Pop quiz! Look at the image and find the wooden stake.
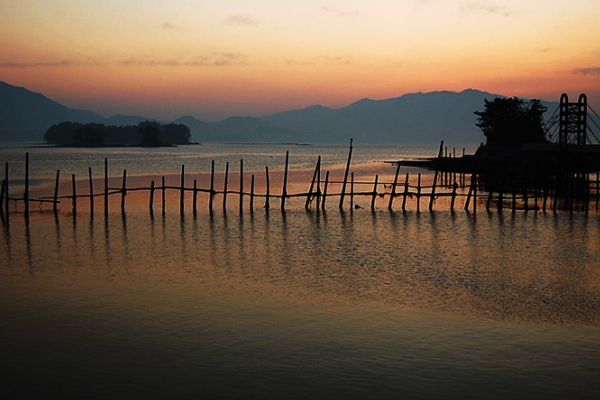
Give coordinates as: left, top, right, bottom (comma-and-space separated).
223, 162, 229, 210
4, 162, 9, 217
265, 166, 270, 210
104, 158, 108, 216
150, 180, 155, 214
250, 174, 255, 211
388, 162, 401, 210
193, 179, 198, 214
464, 174, 473, 211
450, 182, 457, 211
416, 173, 422, 212
371, 174, 379, 211
473, 174, 478, 213
305, 156, 320, 210
0, 179, 5, 218
239, 159, 244, 212
54, 170, 60, 214
322, 171, 329, 211
121, 170, 127, 213
162, 176, 166, 214
339, 139, 353, 210
88, 167, 94, 215
180, 165, 185, 214
72, 174, 77, 214
281, 151, 289, 211
402, 173, 410, 212
209, 160, 215, 212
316, 158, 322, 210
350, 172, 355, 210
429, 141, 443, 211
24, 152, 29, 215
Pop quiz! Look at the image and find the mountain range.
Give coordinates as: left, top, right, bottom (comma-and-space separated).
0, 80, 558, 144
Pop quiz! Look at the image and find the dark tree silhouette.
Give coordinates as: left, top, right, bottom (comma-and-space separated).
475, 97, 548, 146
139, 123, 163, 147
44, 121, 192, 146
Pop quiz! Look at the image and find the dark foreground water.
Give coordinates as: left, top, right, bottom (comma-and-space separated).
1, 209, 600, 399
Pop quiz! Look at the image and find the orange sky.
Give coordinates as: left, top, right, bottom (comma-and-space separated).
1, 0, 599, 121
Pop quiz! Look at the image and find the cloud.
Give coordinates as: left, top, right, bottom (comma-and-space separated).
0, 59, 99, 68
461, 1, 513, 17
573, 67, 600, 76
285, 54, 353, 66
161, 21, 179, 30
223, 14, 259, 27
120, 54, 249, 68
322, 6, 359, 17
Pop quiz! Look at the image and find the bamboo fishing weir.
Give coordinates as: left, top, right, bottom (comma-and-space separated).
1, 139, 600, 223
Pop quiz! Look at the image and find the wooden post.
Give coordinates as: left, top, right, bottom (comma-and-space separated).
4, 162, 8, 218
193, 179, 198, 214
473, 174, 478, 213
429, 141, 444, 211
72, 174, 77, 214
88, 167, 94, 215
180, 165, 185, 214
53, 170, 60, 214
322, 171, 330, 211
0, 179, 5, 219
121, 170, 127, 213
239, 159, 244, 212
416, 173, 422, 212
281, 151, 289, 211
250, 174, 255, 211
24, 152, 29, 215
486, 187, 493, 212
596, 171, 600, 211
209, 160, 215, 212
223, 162, 229, 210
350, 172, 355, 210
339, 139, 353, 210
402, 173, 410, 212
265, 166, 270, 210
465, 174, 474, 211
161, 176, 166, 214
450, 182, 457, 211
305, 157, 320, 210
371, 175, 379, 211
104, 158, 109, 216
388, 162, 401, 210
316, 158, 322, 210
150, 180, 155, 214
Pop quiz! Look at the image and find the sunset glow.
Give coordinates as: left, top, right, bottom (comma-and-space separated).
1, 0, 599, 121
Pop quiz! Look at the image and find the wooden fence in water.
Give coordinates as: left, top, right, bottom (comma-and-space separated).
1, 141, 599, 222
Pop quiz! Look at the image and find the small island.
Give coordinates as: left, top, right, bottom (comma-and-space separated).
44, 121, 196, 147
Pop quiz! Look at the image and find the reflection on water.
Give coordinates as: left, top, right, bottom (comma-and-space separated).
1, 210, 600, 399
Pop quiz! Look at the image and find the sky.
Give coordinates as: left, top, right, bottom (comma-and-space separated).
1, 0, 599, 122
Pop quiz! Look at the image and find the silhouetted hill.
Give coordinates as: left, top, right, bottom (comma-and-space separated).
262, 89, 557, 144
174, 115, 307, 143
105, 114, 157, 126
0, 80, 559, 144
0, 81, 104, 141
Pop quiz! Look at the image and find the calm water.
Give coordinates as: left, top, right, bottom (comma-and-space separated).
1, 144, 600, 399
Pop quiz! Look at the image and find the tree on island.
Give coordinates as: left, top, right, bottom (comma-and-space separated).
474, 97, 548, 146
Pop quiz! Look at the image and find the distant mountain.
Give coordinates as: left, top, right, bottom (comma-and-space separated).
261, 89, 558, 144
104, 114, 157, 126
0, 80, 559, 144
0, 81, 104, 141
0, 80, 306, 143
173, 115, 308, 143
